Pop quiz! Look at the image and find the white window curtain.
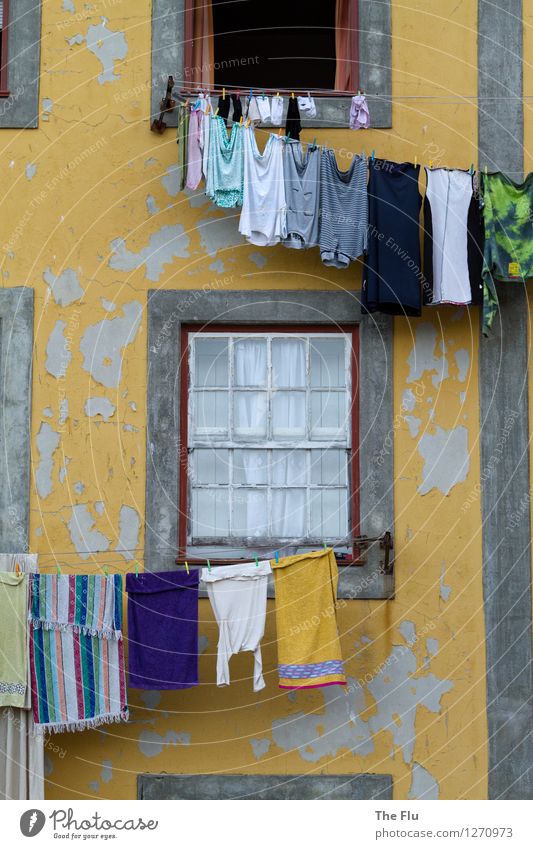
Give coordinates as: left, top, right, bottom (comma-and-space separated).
0, 554, 44, 801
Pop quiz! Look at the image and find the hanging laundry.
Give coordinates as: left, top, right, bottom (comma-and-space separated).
283, 142, 321, 250
246, 95, 262, 125
176, 103, 190, 193
206, 116, 244, 208
29, 575, 128, 732
480, 172, 533, 334
362, 160, 422, 316
285, 96, 302, 141
126, 570, 199, 690
239, 127, 287, 246
350, 94, 370, 130
319, 149, 368, 268
0, 573, 28, 709
185, 105, 204, 191
257, 94, 271, 123
230, 92, 243, 123
423, 168, 484, 306
201, 109, 211, 181
201, 561, 271, 692
297, 94, 317, 119
271, 548, 346, 689
217, 93, 231, 126
270, 95, 284, 126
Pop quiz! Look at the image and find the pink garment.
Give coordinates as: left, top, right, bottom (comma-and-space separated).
335, 0, 359, 92
350, 94, 370, 130
186, 107, 203, 190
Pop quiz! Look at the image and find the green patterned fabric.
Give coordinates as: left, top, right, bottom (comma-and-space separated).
176, 104, 189, 193
481, 172, 533, 334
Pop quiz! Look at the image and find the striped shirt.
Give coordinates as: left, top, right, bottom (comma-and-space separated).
319, 150, 368, 268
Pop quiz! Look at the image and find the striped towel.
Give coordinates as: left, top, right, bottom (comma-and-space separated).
29, 575, 128, 733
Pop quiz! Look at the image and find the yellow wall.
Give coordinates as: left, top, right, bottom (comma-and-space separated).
0, 1, 489, 799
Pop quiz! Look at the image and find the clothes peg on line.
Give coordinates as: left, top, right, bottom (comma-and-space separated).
277, 127, 282, 137
57, 564, 61, 576
291, 91, 295, 99
135, 561, 139, 577
371, 149, 375, 162
222, 87, 226, 100
239, 116, 243, 125
254, 554, 259, 567
104, 565, 109, 577
275, 550, 279, 564
185, 560, 189, 575
15, 562, 20, 576
207, 559, 212, 573
276, 91, 280, 99
214, 107, 219, 117
429, 160, 433, 170
469, 163, 474, 175
414, 155, 417, 168
312, 137, 317, 149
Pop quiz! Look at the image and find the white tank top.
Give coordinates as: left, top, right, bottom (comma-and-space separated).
425, 168, 473, 304
239, 128, 287, 246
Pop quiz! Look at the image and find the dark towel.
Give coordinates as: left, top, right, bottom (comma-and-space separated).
126, 570, 199, 690
285, 97, 301, 141
231, 93, 243, 123
218, 94, 231, 126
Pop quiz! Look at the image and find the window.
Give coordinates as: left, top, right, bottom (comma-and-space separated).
180, 326, 359, 559
0, 0, 8, 95
150, 1, 392, 129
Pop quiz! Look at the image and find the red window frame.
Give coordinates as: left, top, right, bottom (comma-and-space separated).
182, 0, 359, 96
0, 0, 9, 97
178, 323, 360, 560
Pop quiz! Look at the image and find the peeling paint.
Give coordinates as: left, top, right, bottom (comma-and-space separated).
184, 187, 211, 208
100, 760, 113, 784
80, 18, 128, 85
59, 399, 69, 426
455, 348, 470, 382
146, 194, 160, 216
399, 620, 417, 646
74, 482, 85, 495
43, 407, 53, 418
161, 164, 180, 197
197, 215, 245, 256
25, 163, 37, 181
249, 252, 267, 268
62, 0, 75, 12
109, 226, 189, 281
84, 397, 116, 421
408, 762, 440, 799
115, 505, 140, 561
440, 560, 452, 602
426, 638, 439, 656
80, 301, 142, 388
43, 266, 83, 307
198, 635, 209, 654
418, 426, 470, 496
67, 505, 110, 559
209, 259, 225, 274
58, 458, 70, 485
46, 320, 71, 378
138, 730, 191, 758
405, 415, 421, 438
250, 738, 271, 758
94, 501, 105, 516
140, 691, 161, 709
101, 298, 116, 312
36, 423, 61, 498
42, 97, 54, 118
407, 323, 448, 387
402, 388, 416, 412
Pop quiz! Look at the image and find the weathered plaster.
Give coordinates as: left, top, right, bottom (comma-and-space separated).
250, 738, 271, 759
43, 267, 84, 307
146, 195, 160, 216
454, 348, 469, 382
46, 320, 71, 378
80, 301, 142, 388
196, 216, 245, 256
109, 226, 190, 281
67, 505, 110, 559
138, 730, 191, 758
417, 426, 470, 496
407, 323, 448, 387
408, 763, 439, 800
115, 505, 140, 561
25, 163, 37, 181
35, 423, 61, 499
84, 397, 116, 421
71, 18, 128, 85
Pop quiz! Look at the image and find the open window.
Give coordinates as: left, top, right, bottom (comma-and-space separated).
179, 326, 359, 561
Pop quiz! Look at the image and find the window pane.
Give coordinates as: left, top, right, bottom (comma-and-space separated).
272, 392, 306, 439
271, 449, 307, 485
232, 489, 268, 537
310, 338, 346, 388
193, 448, 229, 484
234, 338, 267, 387
272, 338, 306, 387
272, 489, 306, 537
194, 338, 228, 387
193, 391, 228, 436
192, 489, 229, 538
234, 449, 268, 484
310, 490, 348, 539
233, 392, 267, 438
310, 449, 347, 485
310, 391, 346, 439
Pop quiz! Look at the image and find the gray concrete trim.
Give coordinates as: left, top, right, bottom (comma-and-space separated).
151, 0, 392, 129
138, 772, 393, 800
146, 290, 394, 600
0, 288, 33, 551
0, 0, 42, 129
478, 1, 533, 799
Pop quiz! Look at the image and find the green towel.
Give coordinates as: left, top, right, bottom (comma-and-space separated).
0, 572, 28, 708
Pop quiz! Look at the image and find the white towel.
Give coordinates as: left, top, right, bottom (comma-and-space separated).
202, 561, 271, 692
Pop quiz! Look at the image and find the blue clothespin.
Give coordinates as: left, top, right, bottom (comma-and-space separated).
286, 132, 291, 141
207, 559, 212, 573
312, 138, 317, 150
135, 561, 139, 577
371, 149, 375, 162
275, 550, 279, 565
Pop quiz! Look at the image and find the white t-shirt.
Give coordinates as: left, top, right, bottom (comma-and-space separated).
239, 128, 287, 246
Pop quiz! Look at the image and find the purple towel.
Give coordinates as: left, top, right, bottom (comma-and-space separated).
126, 570, 199, 690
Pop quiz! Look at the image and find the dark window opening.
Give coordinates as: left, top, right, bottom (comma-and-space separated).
0, 0, 9, 96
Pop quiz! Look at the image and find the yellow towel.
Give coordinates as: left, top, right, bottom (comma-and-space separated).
271, 548, 346, 689
0, 572, 28, 708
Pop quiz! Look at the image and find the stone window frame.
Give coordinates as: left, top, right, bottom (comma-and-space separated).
145, 290, 394, 600
151, 0, 392, 129
0, 0, 42, 128
0, 288, 33, 551
138, 772, 393, 800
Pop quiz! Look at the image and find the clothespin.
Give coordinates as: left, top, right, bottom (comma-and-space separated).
371, 150, 375, 162
312, 137, 317, 149
205, 102, 211, 115
286, 131, 291, 141
254, 554, 259, 567
214, 107, 219, 117
469, 163, 474, 175
185, 560, 189, 575
239, 116, 243, 125
222, 87, 226, 100
291, 91, 295, 99
207, 559, 212, 573
15, 562, 20, 576
414, 155, 417, 168
275, 550, 279, 565
484, 165, 488, 176
276, 91, 280, 99
358, 89, 361, 96
429, 160, 433, 170
57, 564, 61, 576
277, 127, 282, 137
245, 118, 251, 128
135, 561, 139, 577
104, 565, 109, 577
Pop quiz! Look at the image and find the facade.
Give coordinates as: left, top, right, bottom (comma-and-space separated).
0, 0, 531, 800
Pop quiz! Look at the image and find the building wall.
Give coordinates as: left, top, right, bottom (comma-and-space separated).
0, 1, 495, 799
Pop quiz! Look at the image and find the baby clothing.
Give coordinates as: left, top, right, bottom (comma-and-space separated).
283, 142, 321, 249
246, 96, 262, 125
350, 95, 370, 130
257, 94, 271, 123
297, 94, 316, 119
239, 128, 287, 245
270, 95, 284, 126
202, 561, 272, 692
